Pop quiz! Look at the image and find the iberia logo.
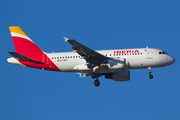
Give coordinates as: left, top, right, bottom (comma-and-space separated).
114, 50, 139, 54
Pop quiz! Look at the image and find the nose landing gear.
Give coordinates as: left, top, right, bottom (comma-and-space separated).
148, 67, 153, 79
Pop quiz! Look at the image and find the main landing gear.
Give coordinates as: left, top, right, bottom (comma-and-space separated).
148, 67, 153, 79
91, 72, 100, 87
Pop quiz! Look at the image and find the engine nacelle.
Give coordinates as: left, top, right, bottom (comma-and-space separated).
105, 70, 130, 81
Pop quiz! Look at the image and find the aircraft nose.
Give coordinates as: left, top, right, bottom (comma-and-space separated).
168, 55, 176, 65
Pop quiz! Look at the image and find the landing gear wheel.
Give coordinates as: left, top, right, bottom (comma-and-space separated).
149, 74, 153, 79
94, 79, 100, 87
148, 67, 153, 79
91, 72, 97, 79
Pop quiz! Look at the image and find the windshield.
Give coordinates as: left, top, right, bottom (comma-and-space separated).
159, 51, 168, 54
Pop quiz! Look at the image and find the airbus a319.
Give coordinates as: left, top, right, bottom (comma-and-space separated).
7, 26, 175, 86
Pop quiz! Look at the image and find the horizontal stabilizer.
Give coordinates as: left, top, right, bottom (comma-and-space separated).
8, 51, 45, 64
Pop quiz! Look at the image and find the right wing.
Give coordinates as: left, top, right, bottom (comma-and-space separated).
64, 37, 109, 64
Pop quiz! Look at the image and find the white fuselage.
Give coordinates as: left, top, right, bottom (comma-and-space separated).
45, 48, 175, 73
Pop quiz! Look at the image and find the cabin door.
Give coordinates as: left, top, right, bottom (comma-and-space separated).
147, 48, 153, 59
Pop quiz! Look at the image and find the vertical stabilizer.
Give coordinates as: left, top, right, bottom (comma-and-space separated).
9, 26, 42, 56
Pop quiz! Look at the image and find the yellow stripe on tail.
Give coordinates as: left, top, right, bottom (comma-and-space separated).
9, 26, 28, 37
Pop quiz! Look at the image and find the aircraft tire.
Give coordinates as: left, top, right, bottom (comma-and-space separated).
94, 79, 100, 87
149, 75, 153, 79
91, 72, 97, 79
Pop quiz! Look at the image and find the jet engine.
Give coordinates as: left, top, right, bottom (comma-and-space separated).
105, 70, 130, 81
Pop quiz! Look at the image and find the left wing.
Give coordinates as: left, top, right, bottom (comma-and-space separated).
64, 37, 109, 64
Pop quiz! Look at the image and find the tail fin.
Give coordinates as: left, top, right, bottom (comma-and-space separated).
9, 26, 42, 56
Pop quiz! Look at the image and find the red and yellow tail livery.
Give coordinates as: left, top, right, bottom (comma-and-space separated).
8, 26, 60, 71
9, 26, 42, 56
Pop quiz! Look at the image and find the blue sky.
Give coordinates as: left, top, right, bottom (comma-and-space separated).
1, 0, 180, 120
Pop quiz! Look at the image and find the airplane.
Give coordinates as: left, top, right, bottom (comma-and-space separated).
7, 26, 176, 86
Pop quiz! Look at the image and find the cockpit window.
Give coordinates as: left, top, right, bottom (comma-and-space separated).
159, 51, 168, 54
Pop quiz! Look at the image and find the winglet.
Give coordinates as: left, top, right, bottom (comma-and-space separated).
64, 37, 69, 42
